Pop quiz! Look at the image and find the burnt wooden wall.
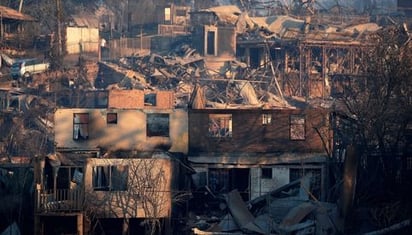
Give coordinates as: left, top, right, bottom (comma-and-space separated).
188, 108, 330, 154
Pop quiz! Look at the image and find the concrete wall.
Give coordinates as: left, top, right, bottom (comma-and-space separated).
250, 167, 289, 200
192, 165, 325, 200
54, 108, 188, 153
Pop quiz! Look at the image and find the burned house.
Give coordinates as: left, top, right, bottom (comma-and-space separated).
0, 5, 36, 48
186, 8, 377, 208
188, 96, 331, 201
123, 0, 190, 33
235, 14, 381, 99
101, 2, 191, 60
33, 89, 188, 234
190, 5, 238, 71
185, 76, 335, 234
189, 5, 381, 100
183, 4, 402, 234
157, 3, 191, 35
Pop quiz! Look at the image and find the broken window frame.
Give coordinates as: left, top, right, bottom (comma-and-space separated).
146, 113, 170, 137
73, 113, 89, 140
144, 93, 157, 106
107, 112, 118, 124
92, 165, 128, 191
261, 168, 273, 179
290, 114, 306, 140
208, 114, 232, 138
262, 113, 272, 125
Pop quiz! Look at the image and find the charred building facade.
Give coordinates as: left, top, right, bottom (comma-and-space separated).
33, 90, 188, 234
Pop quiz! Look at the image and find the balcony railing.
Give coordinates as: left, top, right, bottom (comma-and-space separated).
35, 188, 84, 213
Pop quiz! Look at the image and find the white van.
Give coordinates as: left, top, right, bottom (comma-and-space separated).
11, 58, 50, 79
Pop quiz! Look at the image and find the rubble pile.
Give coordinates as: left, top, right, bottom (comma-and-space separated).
102, 44, 290, 109
190, 174, 338, 235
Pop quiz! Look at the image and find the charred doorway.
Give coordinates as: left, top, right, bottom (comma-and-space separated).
208, 168, 250, 201
232, 168, 249, 201
41, 215, 78, 235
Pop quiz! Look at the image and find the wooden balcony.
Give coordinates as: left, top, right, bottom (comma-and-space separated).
35, 188, 84, 213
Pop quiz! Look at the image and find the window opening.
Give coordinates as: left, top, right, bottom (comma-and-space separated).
107, 113, 118, 124
147, 113, 170, 137
290, 115, 305, 140
261, 168, 273, 179
144, 93, 157, 106
92, 165, 128, 191
164, 7, 171, 22
262, 114, 272, 125
73, 113, 89, 140
208, 114, 232, 138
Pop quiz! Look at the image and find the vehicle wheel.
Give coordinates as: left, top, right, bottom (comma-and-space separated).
23, 72, 32, 83
23, 72, 31, 78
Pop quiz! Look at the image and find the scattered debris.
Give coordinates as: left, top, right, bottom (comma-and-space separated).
191, 174, 338, 235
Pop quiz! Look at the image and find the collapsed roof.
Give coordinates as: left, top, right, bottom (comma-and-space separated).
201, 5, 382, 43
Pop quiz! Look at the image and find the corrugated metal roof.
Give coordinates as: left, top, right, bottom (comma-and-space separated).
0, 5, 35, 21
71, 14, 99, 28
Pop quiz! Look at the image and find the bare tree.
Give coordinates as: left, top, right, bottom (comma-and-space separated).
334, 24, 412, 228
85, 157, 180, 235
130, 159, 168, 235
339, 25, 411, 164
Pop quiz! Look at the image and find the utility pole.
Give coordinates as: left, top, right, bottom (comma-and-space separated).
1, 12, 3, 41
55, 0, 63, 65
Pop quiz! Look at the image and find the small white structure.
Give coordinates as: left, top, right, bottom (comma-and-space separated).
66, 14, 100, 55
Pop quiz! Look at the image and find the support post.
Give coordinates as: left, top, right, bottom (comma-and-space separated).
77, 213, 84, 235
